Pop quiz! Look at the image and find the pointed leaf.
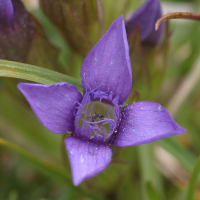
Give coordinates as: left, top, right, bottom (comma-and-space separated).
0, 59, 82, 91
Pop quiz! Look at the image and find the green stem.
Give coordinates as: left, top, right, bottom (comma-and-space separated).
186, 156, 200, 200
0, 59, 82, 91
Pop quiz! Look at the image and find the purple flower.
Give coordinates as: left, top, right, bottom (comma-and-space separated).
0, 0, 35, 62
18, 16, 185, 186
126, 0, 165, 45
0, 0, 14, 28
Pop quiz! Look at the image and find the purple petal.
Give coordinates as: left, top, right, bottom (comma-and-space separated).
126, 0, 165, 45
81, 16, 132, 105
113, 101, 186, 147
65, 137, 112, 186
0, 0, 14, 28
18, 82, 82, 133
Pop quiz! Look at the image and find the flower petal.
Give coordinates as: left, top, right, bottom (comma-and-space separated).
0, 0, 14, 28
65, 136, 112, 186
18, 82, 82, 133
113, 101, 186, 147
126, 0, 165, 45
81, 16, 132, 104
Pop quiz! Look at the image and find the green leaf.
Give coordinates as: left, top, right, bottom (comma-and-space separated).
186, 156, 200, 200
0, 59, 82, 91
146, 182, 164, 200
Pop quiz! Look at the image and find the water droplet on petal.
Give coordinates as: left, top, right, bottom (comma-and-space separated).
158, 105, 162, 111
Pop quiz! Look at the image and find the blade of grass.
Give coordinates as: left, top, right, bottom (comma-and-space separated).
0, 59, 82, 91
146, 181, 164, 200
186, 156, 200, 200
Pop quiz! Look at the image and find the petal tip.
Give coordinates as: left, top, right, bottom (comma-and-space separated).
178, 126, 186, 135
114, 101, 186, 147
65, 137, 112, 186
81, 15, 132, 104
18, 83, 82, 134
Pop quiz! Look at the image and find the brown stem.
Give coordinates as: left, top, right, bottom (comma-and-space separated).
155, 12, 200, 30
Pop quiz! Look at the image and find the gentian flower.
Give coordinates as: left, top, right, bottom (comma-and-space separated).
0, 0, 35, 61
18, 16, 185, 186
126, 0, 165, 45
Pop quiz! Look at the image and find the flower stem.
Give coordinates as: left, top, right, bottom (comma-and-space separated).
186, 156, 200, 200
155, 12, 200, 31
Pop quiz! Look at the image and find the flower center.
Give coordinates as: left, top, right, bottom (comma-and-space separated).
76, 100, 118, 143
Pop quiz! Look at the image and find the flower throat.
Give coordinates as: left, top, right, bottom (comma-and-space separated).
77, 101, 117, 142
